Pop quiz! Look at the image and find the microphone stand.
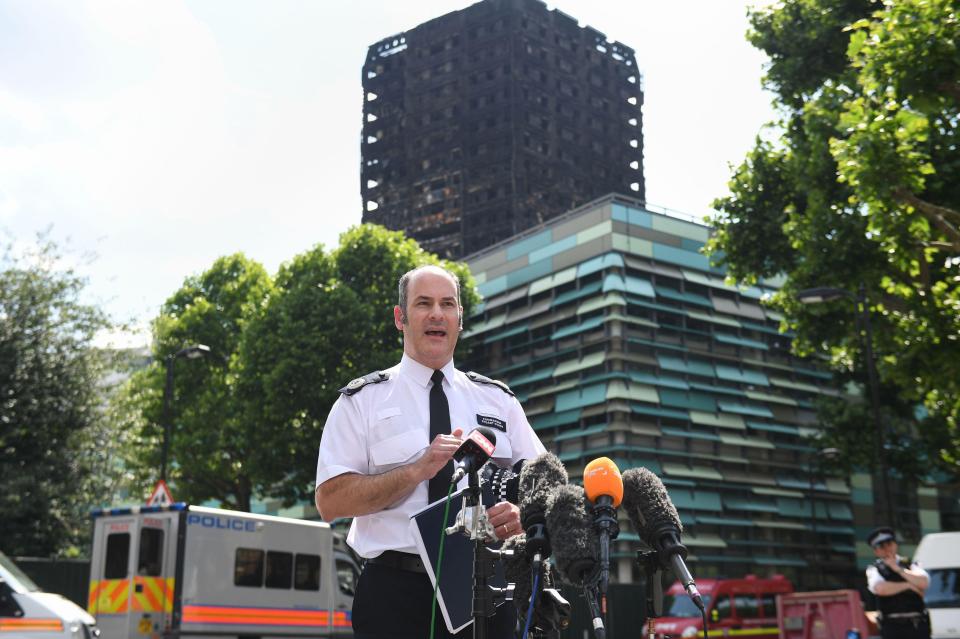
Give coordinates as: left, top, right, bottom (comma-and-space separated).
591, 497, 619, 614
525, 521, 549, 628
583, 583, 606, 639
648, 523, 703, 612
446, 468, 503, 639
636, 550, 664, 639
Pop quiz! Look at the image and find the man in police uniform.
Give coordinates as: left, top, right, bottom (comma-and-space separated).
315, 265, 546, 639
865, 526, 931, 639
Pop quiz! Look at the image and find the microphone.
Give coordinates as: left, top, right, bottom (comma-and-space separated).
450, 427, 497, 484
516, 453, 567, 636
502, 534, 570, 636
545, 484, 598, 585
502, 535, 533, 624
622, 467, 704, 611
583, 457, 623, 604
518, 452, 568, 563
547, 484, 603, 638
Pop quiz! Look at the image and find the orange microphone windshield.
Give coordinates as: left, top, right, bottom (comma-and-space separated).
583, 457, 623, 507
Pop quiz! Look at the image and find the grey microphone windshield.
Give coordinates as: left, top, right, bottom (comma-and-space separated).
622, 467, 703, 610
621, 467, 681, 539
545, 484, 598, 586
502, 535, 533, 621
503, 535, 566, 634
518, 452, 568, 559
519, 453, 567, 516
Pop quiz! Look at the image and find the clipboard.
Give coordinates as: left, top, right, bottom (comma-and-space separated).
409, 488, 507, 634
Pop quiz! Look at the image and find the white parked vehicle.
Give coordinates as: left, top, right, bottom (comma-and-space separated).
915, 531, 960, 639
88, 503, 358, 638
0, 550, 100, 638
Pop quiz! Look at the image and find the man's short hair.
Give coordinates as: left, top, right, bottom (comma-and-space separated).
397, 265, 462, 321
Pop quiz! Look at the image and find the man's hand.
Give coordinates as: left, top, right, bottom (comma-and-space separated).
875, 580, 918, 597
882, 556, 901, 572
413, 428, 464, 482
316, 428, 468, 520
487, 501, 522, 541
880, 556, 929, 593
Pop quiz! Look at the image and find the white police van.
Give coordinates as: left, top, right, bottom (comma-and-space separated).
915, 531, 960, 639
0, 550, 100, 638
87, 504, 358, 638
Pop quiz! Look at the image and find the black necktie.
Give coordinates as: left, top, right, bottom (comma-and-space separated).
428, 369, 453, 503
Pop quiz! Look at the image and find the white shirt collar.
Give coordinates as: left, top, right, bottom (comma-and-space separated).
399, 353, 455, 388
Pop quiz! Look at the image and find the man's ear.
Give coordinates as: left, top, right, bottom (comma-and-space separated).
394, 305, 405, 331
458, 306, 464, 331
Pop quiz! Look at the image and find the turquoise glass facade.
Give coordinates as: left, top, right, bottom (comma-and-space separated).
463, 195, 860, 587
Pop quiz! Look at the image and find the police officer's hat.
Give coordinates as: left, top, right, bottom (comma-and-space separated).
867, 526, 897, 548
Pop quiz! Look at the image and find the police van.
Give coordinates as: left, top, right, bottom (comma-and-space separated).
87, 504, 359, 638
915, 531, 960, 639
0, 550, 100, 638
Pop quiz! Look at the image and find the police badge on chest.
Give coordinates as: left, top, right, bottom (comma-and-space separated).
476, 413, 506, 432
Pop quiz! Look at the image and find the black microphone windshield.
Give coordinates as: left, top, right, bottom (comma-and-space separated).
621, 467, 682, 542
622, 467, 704, 611
545, 484, 598, 586
502, 535, 532, 613
503, 535, 562, 632
518, 452, 568, 527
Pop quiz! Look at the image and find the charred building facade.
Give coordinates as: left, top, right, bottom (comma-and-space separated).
360, 0, 645, 258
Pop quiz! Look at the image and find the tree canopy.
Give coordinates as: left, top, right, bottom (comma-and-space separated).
0, 238, 118, 556
707, 0, 960, 476
121, 224, 478, 510
122, 253, 274, 511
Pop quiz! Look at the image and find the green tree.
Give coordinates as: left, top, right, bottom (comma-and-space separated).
707, 0, 960, 475
0, 237, 116, 556
122, 254, 275, 511
239, 224, 479, 505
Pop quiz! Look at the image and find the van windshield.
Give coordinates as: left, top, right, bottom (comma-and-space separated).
0, 552, 40, 592
926, 568, 960, 608
665, 594, 712, 618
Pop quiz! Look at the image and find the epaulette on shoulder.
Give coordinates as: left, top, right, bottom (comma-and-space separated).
339, 370, 390, 396
465, 371, 515, 397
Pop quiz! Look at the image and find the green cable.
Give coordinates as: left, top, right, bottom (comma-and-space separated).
429, 483, 455, 639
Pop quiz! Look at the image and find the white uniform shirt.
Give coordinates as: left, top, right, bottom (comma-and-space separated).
866, 556, 929, 593
316, 354, 546, 558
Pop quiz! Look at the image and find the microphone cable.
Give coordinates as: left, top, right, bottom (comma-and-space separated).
521, 567, 539, 639
701, 606, 710, 639
429, 482, 456, 639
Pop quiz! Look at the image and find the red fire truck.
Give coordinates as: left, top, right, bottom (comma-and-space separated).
653, 574, 794, 638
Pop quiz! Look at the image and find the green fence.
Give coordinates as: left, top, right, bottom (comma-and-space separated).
15, 557, 90, 609
559, 583, 646, 639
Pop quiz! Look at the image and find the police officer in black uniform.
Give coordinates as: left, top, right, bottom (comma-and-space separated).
865, 526, 931, 639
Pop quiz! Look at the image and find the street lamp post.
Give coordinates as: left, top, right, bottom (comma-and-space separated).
160, 344, 212, 482
796, 285, 894, 527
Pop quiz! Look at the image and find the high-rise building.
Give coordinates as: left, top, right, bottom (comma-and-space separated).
360, 0, 644, 258
463, 194, 957, 589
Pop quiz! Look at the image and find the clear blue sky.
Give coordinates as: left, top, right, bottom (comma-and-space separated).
0, 0, 776, 345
